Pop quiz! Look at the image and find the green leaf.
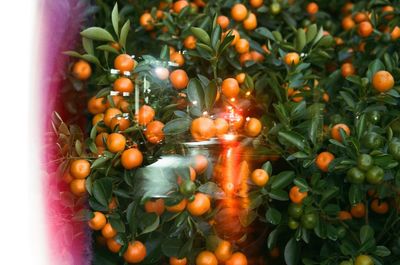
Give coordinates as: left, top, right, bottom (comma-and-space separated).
320, 187, 339, 206
266, 208, 282, 225
82, 37, 94, 55
267, 228, 279, 248
284, 238, 300, 265
141, 214, 160, 234
211, 25, 222, 51
204, 81, 217, 111
162, 238, 184, 257
82, 54, 101, 66
96, 44, 119, 54
278, 131, 307, 151
187, 78, 205, 114
348, 184, 363, 204
374, 246, 391, 257
306, 24, 318, 43
268, 189, 289, 201
293, 178, 309, 191
360, 225, 374, 244
81, 27, 115, 42
190, 27, 211, 46
339, 91, 355, 109
111, 3, 119, 37
63, 51, 82, 58
262, 161, 272, 176
296, 28, 306, 51
119, 20, 130, 49
198, 182, 225, 199
163, 118, 191, 134
92, 178, 113, 207
91, 155, 111, 169
271, 171, 295, 190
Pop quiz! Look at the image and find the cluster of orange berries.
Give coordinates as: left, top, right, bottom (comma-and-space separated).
195, 240, 248, 265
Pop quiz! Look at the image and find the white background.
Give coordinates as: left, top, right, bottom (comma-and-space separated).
0, 0, 49, 264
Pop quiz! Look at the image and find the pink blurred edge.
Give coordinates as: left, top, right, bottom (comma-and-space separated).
39, 0, 92, 264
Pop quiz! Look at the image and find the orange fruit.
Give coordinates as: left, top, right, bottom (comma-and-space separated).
370, 199, 389, 214
101, 223, 117, 239
341, 2, 354, 15
222, 78, 240, 98
92, 113, 105, 129
322, 92, 330, 102
114, 77, 134, 93
145, 198, 165, 216
166, 199, 188, 212
391, 26, 400, 40
382, 5, 394, 20
243, 13, 257, 31
231, 3, 248, 22
235, 39, 250, 54
284, 52, 300, 65
191, 117, 217, 141
358, 21, 373, 37
331, 123, 351, 142
72, 60, 91, 80
170, 257, 187, 265
289, 186, 308, 204
108, 197, 118, 211
145, 120, 165, 144
114, 54, 135, 72
269, 247, 280, 258
187, 193, 211, 216
217, 15, 230, 30
214, 118, 229, 136
110, 42, 121, 51
107, 133, 126, 153
110, 117, 130, 131
106, 95, 124, 109
69, 179, 86, 196
351, 203, 366, 218
62, 170, 74, 184
372, 70, 394, 92
170, 69, 189, 90
107, 238, 122, 253
170, 52, 185, 67
341, 62, 355, 77
192, 154, 208, 174
342, 16, 355, 31
88, 96, 107, 115
140, 13, 154, 31
251, 169, 269, 186
70, 159, 91, 179
291, 90, 303, 102
123, 241, 147, 264
239, 52, 252, 65
315, 151, 335, 172
306, 2, 319, 15
121, 148, 143, 169
244, 118, 262, 137
138, 105, 155, 125
88, 211, 107, 230
95, 132, 108, 147
250, 51, 265, 62
184, 35, 197, 50
225, 252, 248, 265
228, 29, 240, 46
249, 0, 263, 8
353, 12, 369, 23
235, 73, 246, 84
104, 108, 122, 127
173, 0, 189, 14
338, 210, 352, 221
196, 251, 218, 265
215, 240, 232, 262
154, 67, 170, 80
